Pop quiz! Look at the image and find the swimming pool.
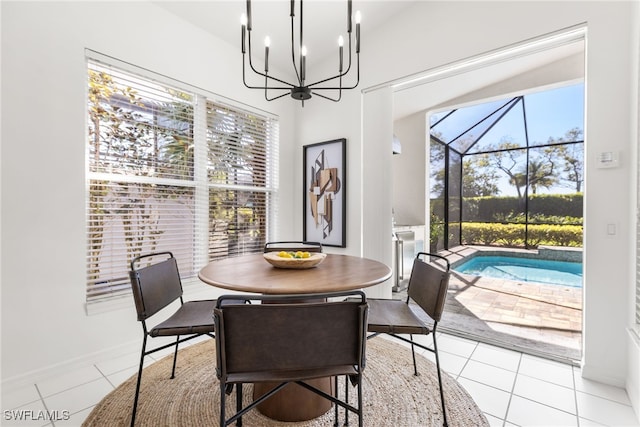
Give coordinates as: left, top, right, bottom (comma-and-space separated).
454, 255, 583, 287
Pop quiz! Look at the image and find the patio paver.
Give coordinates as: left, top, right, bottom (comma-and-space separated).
395, 246, 583, 363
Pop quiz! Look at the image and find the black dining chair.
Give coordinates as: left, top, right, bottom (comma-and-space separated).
365, 252, 451, 426
128, 252, 216, 427
213, 290, 368, 427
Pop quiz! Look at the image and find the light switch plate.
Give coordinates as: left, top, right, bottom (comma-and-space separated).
597, 151, 619, 168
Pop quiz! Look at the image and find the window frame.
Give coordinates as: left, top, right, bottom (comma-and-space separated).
85, 50, 279, 314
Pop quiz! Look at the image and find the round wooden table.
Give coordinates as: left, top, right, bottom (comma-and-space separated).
198, 253, 391, 422
198, 253, 391, 294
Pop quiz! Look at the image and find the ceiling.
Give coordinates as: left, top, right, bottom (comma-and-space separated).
155, 1, 584, 120
393, 41, 584, 120
155, 1, 416, 70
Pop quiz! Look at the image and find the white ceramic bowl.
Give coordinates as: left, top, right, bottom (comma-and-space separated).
263, 252, 327, 269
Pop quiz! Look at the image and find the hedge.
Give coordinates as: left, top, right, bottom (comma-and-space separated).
432, 193, 583, 222
459, 222, 583, 248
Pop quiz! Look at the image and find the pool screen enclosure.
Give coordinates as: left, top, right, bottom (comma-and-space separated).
429, 83, 584, 250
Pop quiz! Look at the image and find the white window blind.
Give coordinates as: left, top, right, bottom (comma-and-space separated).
86, 55, 278, 307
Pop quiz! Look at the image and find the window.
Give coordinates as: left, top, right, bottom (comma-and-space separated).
86, 53, 278, 308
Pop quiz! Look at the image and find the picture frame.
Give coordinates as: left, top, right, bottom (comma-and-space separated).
303, 138, 346, 248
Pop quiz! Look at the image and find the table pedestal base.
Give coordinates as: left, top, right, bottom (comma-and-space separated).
253, 377, 333, 421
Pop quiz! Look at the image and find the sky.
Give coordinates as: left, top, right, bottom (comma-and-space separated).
430, 82, 585, 197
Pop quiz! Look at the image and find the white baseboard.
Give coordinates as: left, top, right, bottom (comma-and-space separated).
627, 327, 640, 422
581, 361, 627, 389
1, 338, 140, 392
2, 283, 222, 393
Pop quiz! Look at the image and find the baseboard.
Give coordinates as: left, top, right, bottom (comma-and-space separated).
3, 284, 222, 393
626, 327, 640, 422
580, 357, 627, 389
1, 338, 140, 392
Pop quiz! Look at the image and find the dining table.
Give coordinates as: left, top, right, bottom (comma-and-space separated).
198, 252, 391, 422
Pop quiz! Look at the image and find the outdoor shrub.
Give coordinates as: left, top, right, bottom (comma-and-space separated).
529, 193, 583, 218
495, 223, 525, 246
461, 223, 503, 245
458, 193, 583, 222
542, 224, 583, 246
459, 222, 582, 248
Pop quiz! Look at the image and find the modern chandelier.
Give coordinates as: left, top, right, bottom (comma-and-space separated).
240, 0, 361, 105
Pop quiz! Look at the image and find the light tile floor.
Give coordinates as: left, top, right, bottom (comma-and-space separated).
2, 333, 638, 427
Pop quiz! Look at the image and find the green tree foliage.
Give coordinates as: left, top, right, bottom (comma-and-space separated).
551, 128, 584, 192
87, 68, 194, 276
462, 155, 500, 197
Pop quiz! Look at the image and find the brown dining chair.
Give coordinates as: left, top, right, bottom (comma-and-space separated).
263, 241, 323, 253
365, 252, 451, 427
213, 290, 368, 427
128, 252, 216, 427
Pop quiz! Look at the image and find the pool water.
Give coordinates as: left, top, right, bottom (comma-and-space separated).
454, 255, 583, 287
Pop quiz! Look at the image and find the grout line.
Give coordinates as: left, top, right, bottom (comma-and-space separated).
454, 339, 479, 381
573, 366, 581, 427
34, 383, 55, 427
94, 364, 118, 390
515, 370, 575, 391
457, 377, 513, 421
502, 351, 522, 426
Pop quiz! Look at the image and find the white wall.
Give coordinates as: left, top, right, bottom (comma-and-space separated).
628, 0, 640, 415
1, 2, 639, 417
393, 112, 427, 227
297, 0, 639, 398
0, 1, 297, 385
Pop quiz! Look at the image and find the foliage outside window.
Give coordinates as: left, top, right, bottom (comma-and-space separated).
86, 56, 278, 306
429, 83, 584, 250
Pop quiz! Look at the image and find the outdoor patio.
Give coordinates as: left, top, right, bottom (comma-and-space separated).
396, 246, 582, 363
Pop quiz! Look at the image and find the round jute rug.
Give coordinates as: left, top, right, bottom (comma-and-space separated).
83, 338, 488, 427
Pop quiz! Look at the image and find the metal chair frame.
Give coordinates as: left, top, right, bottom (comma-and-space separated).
128, 251, 216, 427
366, 252, 451, 427
214, 291, 367, 427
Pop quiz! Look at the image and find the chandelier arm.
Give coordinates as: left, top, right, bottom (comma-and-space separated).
289, 12, 302, 85
311, 79, 359, 91
307, 67, 352, 88
268, 92, 291, 101
264, 73, 292, 101
243, 54, 293, 90
312, 91, 341, 102
299, 0, 305, 85
308, 61, 358, 90
265, 88, 291, 101
246, 30, 296, 88
250, 70, 296, 88
307, 35, 355, 88
245, 30, 263, 78
308, 78, 359, 91
311, 74, 342, 102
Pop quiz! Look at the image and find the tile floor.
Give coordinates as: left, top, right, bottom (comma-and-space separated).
2, 332, 638, 427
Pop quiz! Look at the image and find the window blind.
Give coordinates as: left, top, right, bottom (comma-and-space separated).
86, 56, 278, 307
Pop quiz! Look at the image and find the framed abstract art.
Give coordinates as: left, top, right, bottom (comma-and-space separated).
303, 138, 346, 247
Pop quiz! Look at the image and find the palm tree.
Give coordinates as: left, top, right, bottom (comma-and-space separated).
527, 158, 557, 194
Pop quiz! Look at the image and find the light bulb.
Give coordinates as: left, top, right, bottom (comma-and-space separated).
301, 45, 308, 56
338, 35, 344, 47
264, 36, 271, 47
355, 11, 361, 24
240, 14, 247, 26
